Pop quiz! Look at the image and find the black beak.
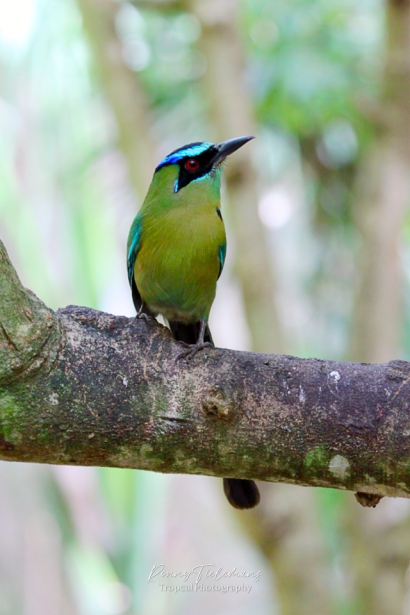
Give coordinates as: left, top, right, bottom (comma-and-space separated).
211, 135, 254, 166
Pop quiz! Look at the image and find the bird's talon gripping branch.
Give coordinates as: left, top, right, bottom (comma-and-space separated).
135, 312, 153, 323
126, 136, 259, 509
176, 341, 213, 361
176, 341, 192, 348
135, 302, 154, 322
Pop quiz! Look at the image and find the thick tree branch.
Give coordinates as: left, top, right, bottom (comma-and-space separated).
0, 239, 410, 499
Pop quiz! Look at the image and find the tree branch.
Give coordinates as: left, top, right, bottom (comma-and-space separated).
0, 239, 410, 499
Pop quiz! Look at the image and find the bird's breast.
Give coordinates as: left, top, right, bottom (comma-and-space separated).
134, 206, 225, 322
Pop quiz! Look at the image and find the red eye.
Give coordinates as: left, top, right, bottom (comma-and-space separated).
185, 159, 199, 172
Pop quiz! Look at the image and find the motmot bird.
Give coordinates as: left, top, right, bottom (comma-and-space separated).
127, 136, 260, 510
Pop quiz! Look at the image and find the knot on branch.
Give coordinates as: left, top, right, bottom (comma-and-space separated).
355, 491, 383, 508
203, 386, 236, 420
387, 359, 410, 380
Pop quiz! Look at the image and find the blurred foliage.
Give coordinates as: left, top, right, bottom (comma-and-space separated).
244, 0, 383, 135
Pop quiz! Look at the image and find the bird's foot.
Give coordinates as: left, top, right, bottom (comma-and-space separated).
135, 312, 154, 323
176, 341, 212, 361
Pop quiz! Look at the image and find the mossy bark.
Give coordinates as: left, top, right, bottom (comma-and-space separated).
1, 239, 410, 499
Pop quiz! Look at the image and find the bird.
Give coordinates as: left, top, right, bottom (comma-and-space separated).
127, 136, 260, 510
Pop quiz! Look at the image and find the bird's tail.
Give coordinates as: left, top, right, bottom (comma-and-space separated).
169, 321, 260, 510
223, 478, 260, 509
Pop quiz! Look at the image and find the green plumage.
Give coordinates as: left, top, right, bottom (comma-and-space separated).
127, 137, 260, 510
128, 164, 225, 324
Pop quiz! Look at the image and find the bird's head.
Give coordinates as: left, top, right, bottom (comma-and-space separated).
153, 136, 254, 195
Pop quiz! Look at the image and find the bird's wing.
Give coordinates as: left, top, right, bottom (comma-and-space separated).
218, 243, 227, 280
127, 215, 143, 312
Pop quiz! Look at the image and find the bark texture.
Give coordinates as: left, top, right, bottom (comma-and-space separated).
1, 240, 410, 499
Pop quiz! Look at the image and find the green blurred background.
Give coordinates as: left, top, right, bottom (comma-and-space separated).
1, 0, 410, 613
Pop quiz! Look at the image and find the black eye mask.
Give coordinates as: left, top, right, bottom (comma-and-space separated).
175, 146, 219, 192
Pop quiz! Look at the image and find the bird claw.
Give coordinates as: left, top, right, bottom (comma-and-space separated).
176, 341, 212, 361
135, 312, 154, 323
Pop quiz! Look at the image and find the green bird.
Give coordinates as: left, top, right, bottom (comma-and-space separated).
127, 136, 260, 510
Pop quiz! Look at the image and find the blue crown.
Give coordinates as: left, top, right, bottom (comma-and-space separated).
156, 142, 213, 171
